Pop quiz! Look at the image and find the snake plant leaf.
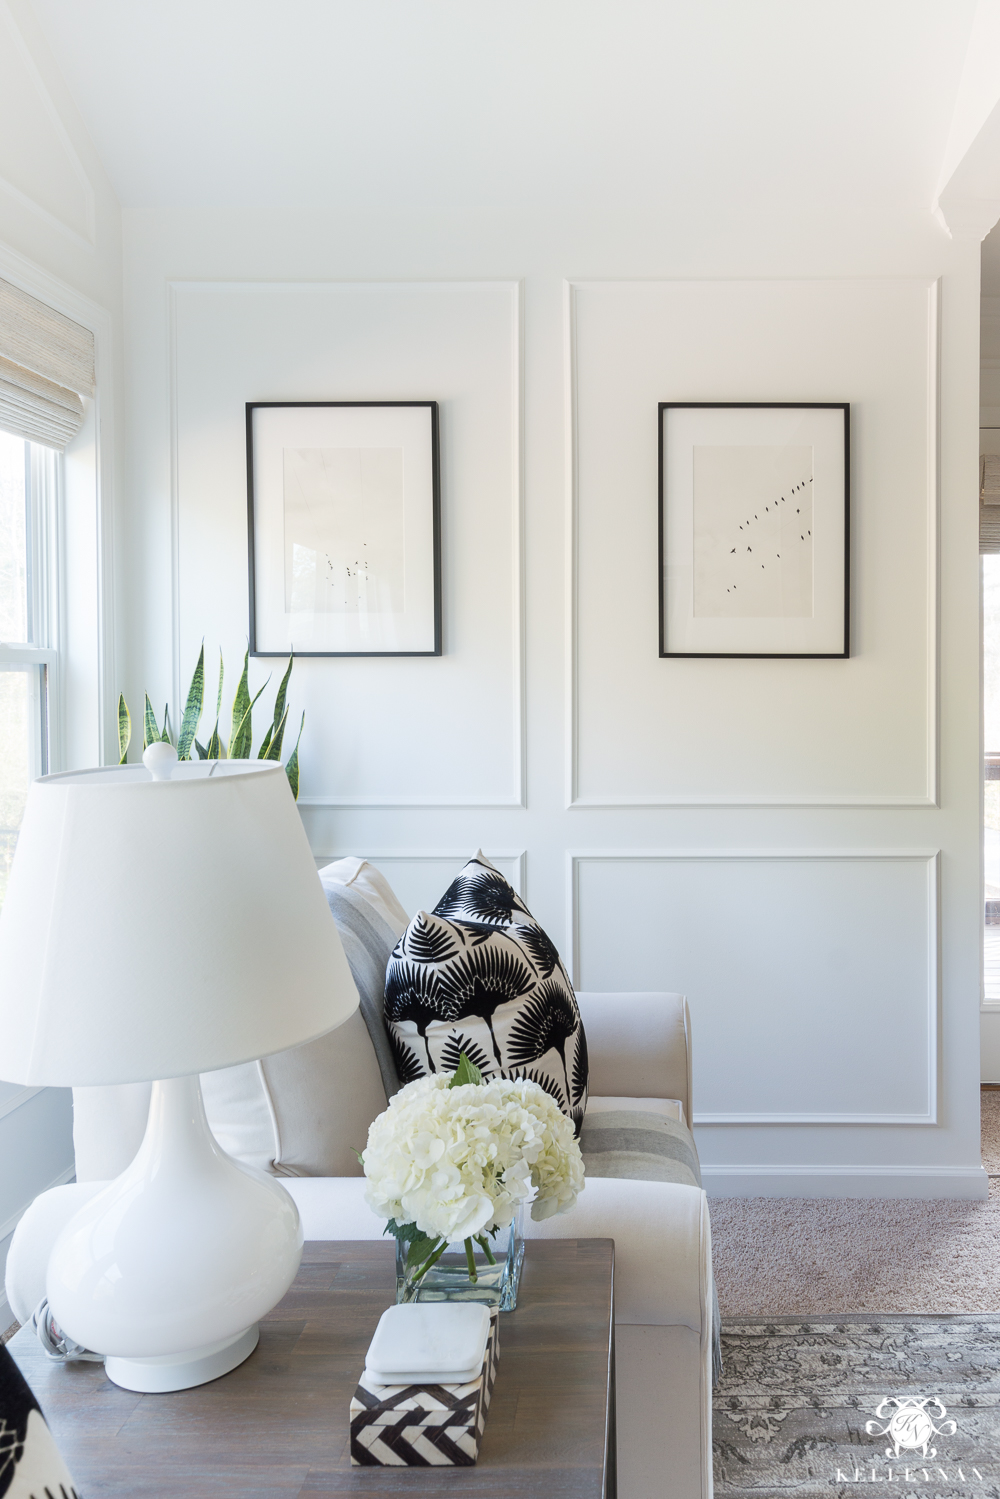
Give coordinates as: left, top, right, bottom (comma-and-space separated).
257, 722, 274, 759
264, 705, 288, 761
143, 694, 161, 750
162, 704, 172, 746
177, 643, 205, 760
229, 649, 251, 751
194, 738, 208, 760
285, 712, 305, 800
204, 651, 226, 758
117, 694, 131, 764
229, 677, 270, 759
271, 652, 293, 735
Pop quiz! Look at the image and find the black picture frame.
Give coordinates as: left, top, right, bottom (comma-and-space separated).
658, 401, 850, 659
246, 400, 442, 657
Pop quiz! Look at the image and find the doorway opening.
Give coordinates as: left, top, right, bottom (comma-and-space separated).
984, 553, 1000, 1001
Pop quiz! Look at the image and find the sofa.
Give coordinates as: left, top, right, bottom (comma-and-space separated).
6, 859, 715, 1499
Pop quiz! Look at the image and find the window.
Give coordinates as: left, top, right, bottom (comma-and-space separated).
0, 429, 58, 909
985, 554, 1000, 1001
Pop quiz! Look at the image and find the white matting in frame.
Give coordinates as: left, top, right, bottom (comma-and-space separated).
659, 403, 849, 658
247, 402, 441, 656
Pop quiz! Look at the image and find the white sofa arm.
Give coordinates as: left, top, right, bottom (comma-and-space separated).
522, 1178, 711, 1331
576, 992, 693, 1120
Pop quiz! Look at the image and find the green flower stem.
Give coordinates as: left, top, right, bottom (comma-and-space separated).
474, 1234, 497, 1265
411, 1238, 448, 1283
464, 1237, 478, 1283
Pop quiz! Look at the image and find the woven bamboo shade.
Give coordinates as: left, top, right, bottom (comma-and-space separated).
0, 278, 95, 450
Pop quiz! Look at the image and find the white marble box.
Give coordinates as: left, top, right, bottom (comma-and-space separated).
350, 1306, 499, 1466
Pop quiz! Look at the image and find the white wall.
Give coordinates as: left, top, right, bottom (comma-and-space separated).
120, 197, 985, 1198
0, 0, 125, 1318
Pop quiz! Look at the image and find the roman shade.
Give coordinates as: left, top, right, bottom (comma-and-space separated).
0, 278, 95, 450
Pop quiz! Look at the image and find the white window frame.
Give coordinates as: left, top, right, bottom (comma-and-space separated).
0, 243, 116, 775
0, 440, 62, 780
0, 251, 114, 1331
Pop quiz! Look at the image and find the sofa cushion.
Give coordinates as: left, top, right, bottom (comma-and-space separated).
251, 858, 406, 1174
318, 857, 408, 1101
585, 1095, 685, 1126
580, 1102, 701, 1187
384, 854, 589, 1131
201, 857, 403, 1178
320, 855, 410, 935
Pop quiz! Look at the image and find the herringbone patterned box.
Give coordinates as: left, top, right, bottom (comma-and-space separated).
350, 1306, 499, 1466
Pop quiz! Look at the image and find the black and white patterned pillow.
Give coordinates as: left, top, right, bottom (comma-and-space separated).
0, 1341, 79, 1498
384, 854, 588, 1132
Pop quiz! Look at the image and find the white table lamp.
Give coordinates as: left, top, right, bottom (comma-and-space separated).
0, 749, 359, 1393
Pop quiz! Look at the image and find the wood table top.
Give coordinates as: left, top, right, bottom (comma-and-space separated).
10, 1238, 616, 1498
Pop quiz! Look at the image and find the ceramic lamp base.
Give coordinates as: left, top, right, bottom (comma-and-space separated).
46, 1075, 302, 1389
105, 1325, 260, 1393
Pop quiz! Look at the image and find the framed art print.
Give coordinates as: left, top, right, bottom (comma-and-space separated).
659, 403, 849, 658
247, 401, 441, 656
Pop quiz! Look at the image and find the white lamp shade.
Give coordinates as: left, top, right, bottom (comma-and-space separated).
0, 761, 358, 1086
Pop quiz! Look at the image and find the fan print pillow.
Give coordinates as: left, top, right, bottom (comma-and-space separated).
0, 1341, 79, 1498
383, 853, 588, 1132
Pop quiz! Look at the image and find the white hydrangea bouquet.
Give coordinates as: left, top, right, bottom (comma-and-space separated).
362, 1054, 585, 1303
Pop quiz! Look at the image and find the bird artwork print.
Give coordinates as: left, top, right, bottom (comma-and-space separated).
691, 444, 815, 620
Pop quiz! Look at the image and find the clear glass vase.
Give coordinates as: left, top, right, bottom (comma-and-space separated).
395, 1205, 524, 1311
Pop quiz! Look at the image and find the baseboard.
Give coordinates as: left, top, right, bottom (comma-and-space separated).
702, 1164, 989, 1200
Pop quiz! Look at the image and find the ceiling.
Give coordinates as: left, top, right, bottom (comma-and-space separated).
27, 1, 977, 216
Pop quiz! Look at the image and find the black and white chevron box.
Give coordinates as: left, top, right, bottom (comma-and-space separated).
350, 1307, 499, 1466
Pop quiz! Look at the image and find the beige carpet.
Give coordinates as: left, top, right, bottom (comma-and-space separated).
711, 1088, 1000, 1317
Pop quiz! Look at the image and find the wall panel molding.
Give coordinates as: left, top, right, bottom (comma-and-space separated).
568, 847, 939, 1125
701, 1164, 987, 1200
564, 278, 941, 809
169, 279, 525, 810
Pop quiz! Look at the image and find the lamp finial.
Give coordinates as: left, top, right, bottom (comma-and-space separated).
143, 742, 179, 781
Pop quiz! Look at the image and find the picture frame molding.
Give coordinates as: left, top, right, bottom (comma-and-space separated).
246, 399, 442, 658
657, 400, 851, 660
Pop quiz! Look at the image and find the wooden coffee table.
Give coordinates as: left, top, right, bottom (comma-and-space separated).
10, 1238, 616, 1498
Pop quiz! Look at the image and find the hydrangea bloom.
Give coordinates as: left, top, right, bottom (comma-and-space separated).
363, 1072, 585, 1244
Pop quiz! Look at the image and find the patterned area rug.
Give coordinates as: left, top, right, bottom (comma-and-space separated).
715, 1316, 1000, 1497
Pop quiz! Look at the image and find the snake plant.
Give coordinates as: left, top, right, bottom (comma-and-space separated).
117, 644, 303, 799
